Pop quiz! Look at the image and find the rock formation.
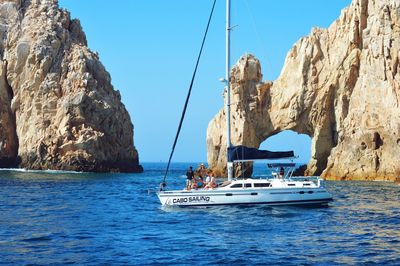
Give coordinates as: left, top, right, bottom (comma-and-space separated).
0, 0, 142, 172
207, 0, 400, 181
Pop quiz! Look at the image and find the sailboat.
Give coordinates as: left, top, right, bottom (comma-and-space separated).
157, 0, 333, 207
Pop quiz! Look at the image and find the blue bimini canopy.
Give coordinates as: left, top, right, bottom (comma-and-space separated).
228, 145, 295, 162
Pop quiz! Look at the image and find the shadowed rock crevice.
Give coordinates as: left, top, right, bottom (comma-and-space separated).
207, 0, 400, 181
0, 59, 18, 167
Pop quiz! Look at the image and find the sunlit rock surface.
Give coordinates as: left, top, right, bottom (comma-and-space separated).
207, 0, 400, 181
0, 0, 142, 172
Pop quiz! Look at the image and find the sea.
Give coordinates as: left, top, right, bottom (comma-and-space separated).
0, 162, 399, 265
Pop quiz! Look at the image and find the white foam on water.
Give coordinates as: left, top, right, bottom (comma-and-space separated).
0, 168, 83, 174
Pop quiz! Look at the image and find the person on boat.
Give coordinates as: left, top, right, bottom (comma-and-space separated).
204, 173, 217, 189
186, 166, 194, 190
193, 175, 204, 189
205, 171, 212, 187
196, 163, 208, 177
279, 167, 285, 178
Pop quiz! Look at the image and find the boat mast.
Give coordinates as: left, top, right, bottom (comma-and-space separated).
226, 0, 234, 181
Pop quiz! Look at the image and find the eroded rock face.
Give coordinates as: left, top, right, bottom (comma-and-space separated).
207, 0, 400, 181
0, 0, 142, 172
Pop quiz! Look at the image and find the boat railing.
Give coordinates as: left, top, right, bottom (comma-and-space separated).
289, 176, 324, 186
271, 166, 295, 180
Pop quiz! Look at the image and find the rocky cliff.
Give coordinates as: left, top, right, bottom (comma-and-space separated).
207, 0, 400, 181
0, 0, 142, 172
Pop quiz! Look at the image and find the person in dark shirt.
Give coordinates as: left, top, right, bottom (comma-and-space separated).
279, 167, 285, 178
186, 166, 194, 190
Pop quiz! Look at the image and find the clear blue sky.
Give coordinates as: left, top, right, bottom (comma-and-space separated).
59, 0, 351, 163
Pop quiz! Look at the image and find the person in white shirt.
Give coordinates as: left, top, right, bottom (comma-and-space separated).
205, 173, 211, 185
204, 172, 217, 189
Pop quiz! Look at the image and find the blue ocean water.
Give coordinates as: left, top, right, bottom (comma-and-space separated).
0, 163, 399, 265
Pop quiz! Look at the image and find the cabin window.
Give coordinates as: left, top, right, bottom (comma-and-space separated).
254, 183, 271, 188
230, 184, 243, 188
288, 184, 295, 186
244, 183, 252, 188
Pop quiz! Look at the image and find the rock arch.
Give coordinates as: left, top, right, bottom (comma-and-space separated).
207, 0, 400, 181
207, 55, 335, 177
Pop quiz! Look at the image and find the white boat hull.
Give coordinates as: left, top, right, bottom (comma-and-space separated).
158, 187, 332, 207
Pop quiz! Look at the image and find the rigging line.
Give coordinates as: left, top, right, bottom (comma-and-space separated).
162, 0, 217, 185
243, 0, 274, 76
